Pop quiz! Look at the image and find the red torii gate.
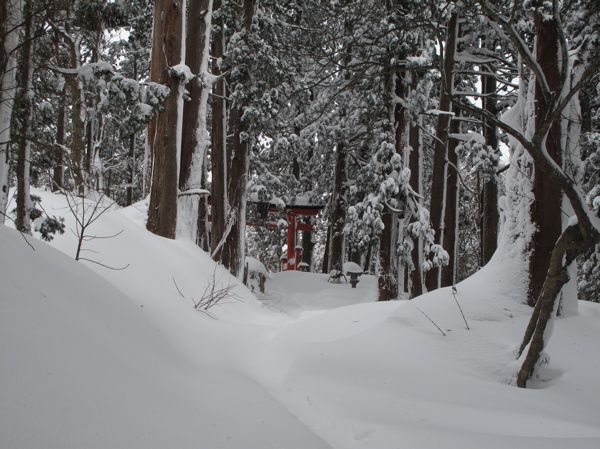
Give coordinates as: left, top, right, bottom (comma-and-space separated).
207, 196, 324, 271
281, 204, 323, 271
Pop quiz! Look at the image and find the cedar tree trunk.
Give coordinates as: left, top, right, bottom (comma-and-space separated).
146, 0, 184, 239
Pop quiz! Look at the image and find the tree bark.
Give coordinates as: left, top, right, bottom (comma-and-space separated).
408, 95, 423, 297
425, 12, 458, 292
221, 0, 256, 277
378, 211, 398, 300
210, 0, 227, 260
16, 0, 34, 234
441, 116, 460, 287
179, 0, 212, 189
379, 70, 407, 300
322, 226, 330, 273
480, 54, 499, 266
0, 0, 22, 222
517, 223, 585, 387
67, 77, 85, 191
528, 13, 563, 306
197, 158, 210, 251
146, 0, 184, 239
328, 142, 346, 272
178, 0, 213, 242
53, 94, 66, 192
126, 56, 138, 206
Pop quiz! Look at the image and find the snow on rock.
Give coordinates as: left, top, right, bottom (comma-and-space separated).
246, 255, 268, 275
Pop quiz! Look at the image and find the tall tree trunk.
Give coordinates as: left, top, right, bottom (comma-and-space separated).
177, 0, 213, 242
480, 54, 499, 266
146, 0, 185, 239
378, 211, 398, 300
528, 13, 563, 307
322, 226, 330, 273
379, 70, 407, 300
210, 0, 228, 260
441, 116, 460, 287
0, 0, 22, 222
222, 0, 256, 277
328, 142, 346, 272
53, 94, 66, 192
409, 93, 423, 297
179, 0, 213, 184
125, 57, 138, 206
146, 0, 166, 194
425, 12, 458, 292
68, 77, 85, 191
16, 0, 34, 234
408, 133, 423, 296
197, 157, 210, 251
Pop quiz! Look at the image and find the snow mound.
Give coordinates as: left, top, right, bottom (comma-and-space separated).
0, 224, 330, 449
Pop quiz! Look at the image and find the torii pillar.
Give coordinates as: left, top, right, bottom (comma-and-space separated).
287, 211, 297, 271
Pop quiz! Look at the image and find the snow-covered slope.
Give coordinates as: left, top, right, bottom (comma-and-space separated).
261, 258, 600, 449
3, 188, 600, 449
0, 224, 330, 449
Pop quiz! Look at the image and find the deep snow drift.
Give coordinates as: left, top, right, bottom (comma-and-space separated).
2, 188, 600, 449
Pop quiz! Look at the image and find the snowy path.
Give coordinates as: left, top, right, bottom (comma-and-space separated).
3, 189, 600, 449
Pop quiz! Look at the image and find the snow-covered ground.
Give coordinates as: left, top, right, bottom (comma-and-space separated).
2, 188, 600, 448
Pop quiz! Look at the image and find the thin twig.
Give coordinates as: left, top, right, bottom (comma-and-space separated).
416, 307, 447, 336
78, 257, 129, 270
451, 285, 470, 330
173, 276, 186, 299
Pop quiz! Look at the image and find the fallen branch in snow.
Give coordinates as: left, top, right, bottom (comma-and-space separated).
451, 285, 470, 330
78, 257, 129, 271
416, 307, 447, 336
173, 276, 186, 298
174, 266, 243, 319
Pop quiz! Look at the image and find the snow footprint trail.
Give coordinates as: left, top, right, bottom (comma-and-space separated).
250, 264, 600, 449
262, 271, 378, 319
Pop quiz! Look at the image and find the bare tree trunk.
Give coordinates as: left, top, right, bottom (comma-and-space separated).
408, 96, 423, 297
178, 0, 214, 242
53, 94, 65, 192
222, 0, 257, 277
126, 57, 138, 206
425, 12, 458, 292
210, 1, 227, 260
378, 211, 398, 300
146, 0, 184, 239
516, 223, 585, 387
16, 0, 34, 234
528, 13, 563, 307
68, 77, 85, 191
322, 226, 331, 273
480, 45, 499, 266
0, 0, 22, 222
379, 69, 407, 300
197, 157, 210, 251
328, 142, 346, 272
179, 0, 211, 189
441, 116, 460, 287
146, 0, 165, 194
